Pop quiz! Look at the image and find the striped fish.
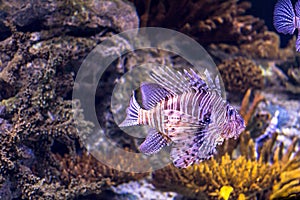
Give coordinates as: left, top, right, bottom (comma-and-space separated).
273, 0, 300, 51
119, 66, 245, 168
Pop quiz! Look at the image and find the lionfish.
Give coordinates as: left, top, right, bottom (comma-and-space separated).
273, 0, 300, 51
119, 66, 245, 168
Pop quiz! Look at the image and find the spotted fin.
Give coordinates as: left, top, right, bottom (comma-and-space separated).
183, 68, 208, 91
119, 91, 140, 127
184, 68, 222, 96
139, 128, 170, 155
140, 82, 170, 110
170, 130, 223, 168
204, 69, 222, 96
149, 66, 221, 95
170, 127, 208, 168
149, 66, 191, 95
171, 140, 214, 168
165, 114, 224, 168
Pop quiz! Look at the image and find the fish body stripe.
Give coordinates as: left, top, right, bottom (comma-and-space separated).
141, 109, 146, 124
139, 102, 166, 133
139, 90, 221, 131
192, 90, 203, 118
167, 95, 179, 110
185, 91, 193, 114
179, 91, 192, 114
139, 110, 152, 126
167, 96, 172, 110
155, 101, 163, 132
173, 95, 179, 110
214, 96, 226, 121
149, 109, 155, 127
198, 91, 212, 120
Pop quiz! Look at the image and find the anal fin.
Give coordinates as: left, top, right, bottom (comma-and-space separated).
139, 128, 170, 155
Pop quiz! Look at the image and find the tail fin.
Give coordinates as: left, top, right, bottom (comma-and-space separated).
119, 91, 141, 127
273, 0, 296, 35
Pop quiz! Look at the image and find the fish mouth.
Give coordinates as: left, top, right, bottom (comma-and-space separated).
220, 119, 245, 140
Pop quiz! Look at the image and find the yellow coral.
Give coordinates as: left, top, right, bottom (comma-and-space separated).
219, 185, 233, 200
270, 168, 300, 199
152, 154, 280, 199
237, 193, 246, 200
152, 135, 300, 199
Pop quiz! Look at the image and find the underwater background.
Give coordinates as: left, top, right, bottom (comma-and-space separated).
0, 0, 299, 199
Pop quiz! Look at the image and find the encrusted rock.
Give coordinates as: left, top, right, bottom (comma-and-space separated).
218, 57, 264, 93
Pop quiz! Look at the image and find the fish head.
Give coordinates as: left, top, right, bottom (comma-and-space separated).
221, 104, 245, 140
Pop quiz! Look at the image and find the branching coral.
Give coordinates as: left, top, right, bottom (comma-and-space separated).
55, 151, 147, 185
152, 137, 300, 200
269, 139, 300, 200
270, 163, 300, 200
153, 154, 275, 199
239, 89, 265, 126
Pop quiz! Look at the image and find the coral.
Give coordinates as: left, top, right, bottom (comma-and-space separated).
27, 151, 148, 199
0, 0, 138, 35
270, 167, 300, 200
0, 1, 141, 198
131, 0, 289, 60
152, 136, 300, 200
133, 0, 265, 46
152, 154, 276, 199
239, 31, 280, 59
217, 57, 264, 94
209, 31, 283, 60
239, 89, 265, 126
269, 140, 300, 200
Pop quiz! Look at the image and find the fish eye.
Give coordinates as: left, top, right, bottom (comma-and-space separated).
256, 121, 262, 128
203, 113, 211, 124
228, 109, 234, 117
204, 117, 211, 123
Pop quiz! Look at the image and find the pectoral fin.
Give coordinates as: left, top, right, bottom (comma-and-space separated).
163, 110, 207, 142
